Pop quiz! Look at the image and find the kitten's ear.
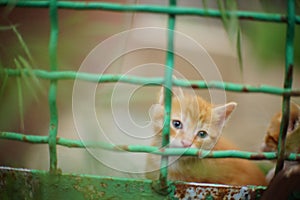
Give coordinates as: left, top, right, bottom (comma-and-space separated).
158, 87, 164, 105
212, 102, 237, 129
285, 102, 300, 152
149, 103, 164, 119
149, 103, 164, 131
157, 86, 184, 105
290, 102, 300, 118
286, 128, 300, 153
291, 101, 300, 110
171, 75, 185, 99
288, 102, 300, 132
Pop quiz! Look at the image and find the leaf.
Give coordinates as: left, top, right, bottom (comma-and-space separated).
297, 0, 300, 7
217, 0, 229, 29
11, 24, 45, 99
217, 0, 243, 73
18, 55, 44, 96
18, 56, 36, 81
15, 65, 25, 131
0, 62, 8, 100
0, 24, 18, 31
236, 28, 243, 73
11, 25, 35, 65
202, 0, 208, 10
2, 0, 18, 17
15, 57, 39, 102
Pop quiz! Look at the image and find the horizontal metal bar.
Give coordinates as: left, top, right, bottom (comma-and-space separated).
1, 131, 300, 161
0, 166, 266, 199
4, 69, 300, 96
0, 0, 300, 24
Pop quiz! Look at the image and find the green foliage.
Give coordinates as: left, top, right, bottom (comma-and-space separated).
0, 62, 8, 100
236, 27, 243, 71
0, 24, 45, 130
246, 0, 300, 68
216, 0, 243, 72
243, 22, 300, 68
16, 73, 24, 130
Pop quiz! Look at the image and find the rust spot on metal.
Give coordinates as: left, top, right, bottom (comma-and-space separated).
191, 84, 199, 89
56, 137, 81, 148
288, 64, 293, 78
240, 16, 255, 21
250, 153, 268, 160
114, 145, 129, 151
281, 15, 287, 22
284, 64, 293, 88
160, 147, 165, 153
163, 134, 170, 143
22, 135, 29, 142
175, 183, 189, 199
158, 177, 168, 190
49, 124, 56, 131
100, 182, 107, 188
292, 154, 300, 161
249, 186, 266, 200
174, 182, 256, 199
98, 191, 105, 197
289, 90, 300, 97
151, 179, 171, 195
242, 86, 249, 92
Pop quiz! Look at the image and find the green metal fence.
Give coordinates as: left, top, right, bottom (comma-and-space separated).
0, 0, 300, 199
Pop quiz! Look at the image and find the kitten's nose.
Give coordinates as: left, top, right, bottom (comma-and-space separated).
181, 140, 192, 147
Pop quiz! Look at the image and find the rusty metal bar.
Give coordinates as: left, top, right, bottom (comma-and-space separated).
2, 131, 300, 162
275, 0, 296, 175
4, 69, 300, 96
153, 0, 177, 195
0, 0, 300, 24
0, 167, 266, 200
48, 0, 59, 173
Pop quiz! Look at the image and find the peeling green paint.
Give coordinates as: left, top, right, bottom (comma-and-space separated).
0, 167, 266, 200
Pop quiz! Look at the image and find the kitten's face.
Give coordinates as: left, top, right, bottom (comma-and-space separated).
151, 88, 237, 150
261, 102, 300, 153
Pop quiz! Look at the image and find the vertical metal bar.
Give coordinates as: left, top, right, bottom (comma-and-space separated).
152, 0, 176, 195
48, 0, 59, 172
275, 0, 295, 174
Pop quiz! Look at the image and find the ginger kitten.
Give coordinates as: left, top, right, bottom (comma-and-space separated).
146, 87, 266, 186
261, 102, 300, 154
261, 102, 300, 183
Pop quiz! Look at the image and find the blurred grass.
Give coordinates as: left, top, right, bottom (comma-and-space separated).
0, 6, 118, 167
217, 0, 243, 72
0, 7, 127, 132
243, 0, 300, 68
0, 24, 45, 131
243, 21, 300, 68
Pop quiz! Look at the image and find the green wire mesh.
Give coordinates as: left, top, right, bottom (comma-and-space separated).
0, 0, 300, 199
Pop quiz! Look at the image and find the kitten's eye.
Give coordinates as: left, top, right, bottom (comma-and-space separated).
197, 130, 208, 138
172, 120, 183, 129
